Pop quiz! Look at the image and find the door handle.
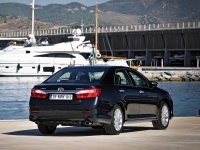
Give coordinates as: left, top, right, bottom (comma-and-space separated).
139, 90, 144, 94
119, 90, 124, 93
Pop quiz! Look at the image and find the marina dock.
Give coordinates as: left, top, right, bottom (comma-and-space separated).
138, 66, 200, 81
0, 117, 199, 150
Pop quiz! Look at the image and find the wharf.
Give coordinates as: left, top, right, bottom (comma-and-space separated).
141, 66, 200, 71
0, 117, 199, 150
138, 66, 200, 81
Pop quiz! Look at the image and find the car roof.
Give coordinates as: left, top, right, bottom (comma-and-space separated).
66, 65, 129, 69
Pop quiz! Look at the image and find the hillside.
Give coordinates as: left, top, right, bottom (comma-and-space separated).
0, 0, 200, 32
0, 15, 58, 32
98, 0, 200, 21
98, 11, 142, 25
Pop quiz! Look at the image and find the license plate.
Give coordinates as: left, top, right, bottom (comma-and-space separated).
49, 94, 73, 100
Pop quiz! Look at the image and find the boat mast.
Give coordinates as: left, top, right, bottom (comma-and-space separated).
95, 2, 98, 50
30, 0, 36, 43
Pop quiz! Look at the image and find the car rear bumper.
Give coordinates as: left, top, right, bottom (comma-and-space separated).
29, 109, 111, 125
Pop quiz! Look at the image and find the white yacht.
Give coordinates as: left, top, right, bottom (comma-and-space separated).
0, 29, 97, 76
0, 29, 130, 76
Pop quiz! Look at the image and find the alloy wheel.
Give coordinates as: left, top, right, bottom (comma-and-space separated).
114, 108, 123, 131
161, 105, 169, 127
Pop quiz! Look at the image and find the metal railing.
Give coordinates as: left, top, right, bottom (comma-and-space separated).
0, 21, 200, 38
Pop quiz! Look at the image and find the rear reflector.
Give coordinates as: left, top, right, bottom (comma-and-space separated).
31, 88, 47, 99
83, 109, 92, 114
76, 88, 101, 99
31, 109, 39, 113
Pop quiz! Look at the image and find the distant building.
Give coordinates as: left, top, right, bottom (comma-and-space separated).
81, 6, 87, 10
74, 8, 79, 11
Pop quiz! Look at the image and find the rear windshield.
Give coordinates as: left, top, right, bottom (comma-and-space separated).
44, 68, 107, 83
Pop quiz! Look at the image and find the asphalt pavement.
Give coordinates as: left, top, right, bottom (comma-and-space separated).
0, 117, 199, 150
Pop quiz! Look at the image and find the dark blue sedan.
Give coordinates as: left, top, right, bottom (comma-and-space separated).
29, 66, 173, 135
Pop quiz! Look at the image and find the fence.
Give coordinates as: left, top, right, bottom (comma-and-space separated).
0, 21, 200, 37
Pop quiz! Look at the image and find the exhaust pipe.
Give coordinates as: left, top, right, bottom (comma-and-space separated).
85, 121, 93, 126
33, 118, 39, 124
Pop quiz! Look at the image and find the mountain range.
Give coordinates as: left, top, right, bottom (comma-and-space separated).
0, 0, 200, 32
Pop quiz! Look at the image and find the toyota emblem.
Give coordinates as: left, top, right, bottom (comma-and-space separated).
58, 87, 64, 92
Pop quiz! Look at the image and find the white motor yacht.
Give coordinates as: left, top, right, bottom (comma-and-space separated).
0, 29, 97, 76
0, 29, 130, 76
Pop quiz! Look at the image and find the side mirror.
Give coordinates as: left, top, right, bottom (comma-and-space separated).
151, 81, 158, 87
142, 82, 149, 88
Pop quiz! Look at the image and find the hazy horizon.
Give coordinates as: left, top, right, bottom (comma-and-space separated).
0, 0, 111, 6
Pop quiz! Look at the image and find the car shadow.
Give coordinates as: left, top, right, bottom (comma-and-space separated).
2, 126, 154, 136
122, 126, 154, 133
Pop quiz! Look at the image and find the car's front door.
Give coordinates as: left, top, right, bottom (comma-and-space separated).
138, 86, 159, 118
126, 69, 158, 119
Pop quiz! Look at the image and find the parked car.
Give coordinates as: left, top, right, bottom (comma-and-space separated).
29, 66, 173, 135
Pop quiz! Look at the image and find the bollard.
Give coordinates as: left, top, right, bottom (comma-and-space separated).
161, 59, 163, 68
197, 59, 199, 69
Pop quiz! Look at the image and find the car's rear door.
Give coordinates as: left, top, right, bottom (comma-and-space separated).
114, 69, 140, 119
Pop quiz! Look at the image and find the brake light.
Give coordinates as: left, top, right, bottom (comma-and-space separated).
31, 88, 47, 99
76, 88, 101, 99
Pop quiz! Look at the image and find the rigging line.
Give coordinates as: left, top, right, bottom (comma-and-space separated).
105, 33, 113, 57
101, 33, 107, 55
124, 35, 130, 57
97, 33, 99, 50
70, 42, 74, 51
121, 49, 126, 57
121, 37, 126, 58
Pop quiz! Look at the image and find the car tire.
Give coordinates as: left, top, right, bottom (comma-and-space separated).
104, 104, 124, 135
37, 124, 57, 134
152, 101, 170, 130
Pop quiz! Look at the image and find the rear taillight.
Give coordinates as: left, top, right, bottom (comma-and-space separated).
31, 88, 47, 99
76, 88, 101, 99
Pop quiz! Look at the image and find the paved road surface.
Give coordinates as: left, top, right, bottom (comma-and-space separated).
0, 117, 200, 150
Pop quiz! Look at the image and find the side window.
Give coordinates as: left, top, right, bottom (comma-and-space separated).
48, 54, 56, 57
34, 53, 76, 58
115, 70, 129, 85
127, 70, 148, 87
57, 53, 76, 58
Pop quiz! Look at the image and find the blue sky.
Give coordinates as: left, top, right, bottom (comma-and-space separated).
0, 0, 111, 6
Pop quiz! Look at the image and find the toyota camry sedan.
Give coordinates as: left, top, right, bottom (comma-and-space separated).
29, 66, 173, 135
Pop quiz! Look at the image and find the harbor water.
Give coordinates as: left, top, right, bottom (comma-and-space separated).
0, 77, 200, 120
